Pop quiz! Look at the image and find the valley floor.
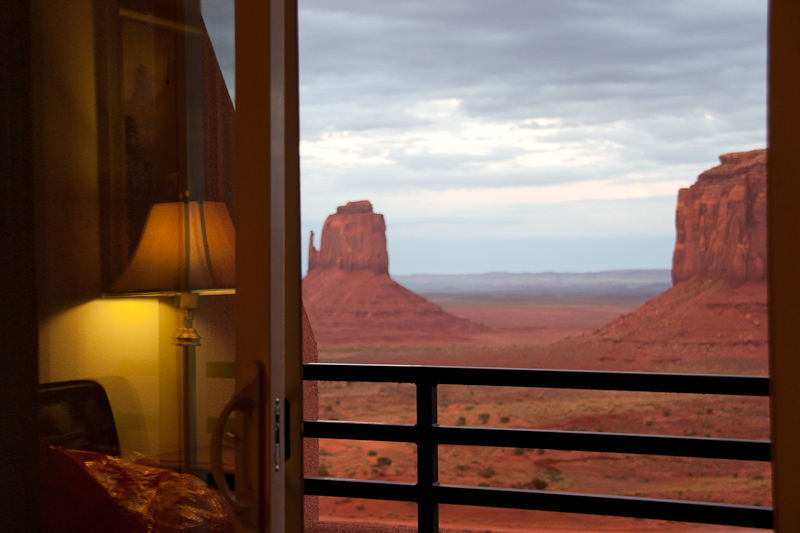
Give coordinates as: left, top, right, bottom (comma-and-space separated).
309, 287, 771, 532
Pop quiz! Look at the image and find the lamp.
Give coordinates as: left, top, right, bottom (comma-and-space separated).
108, 200, 235, 475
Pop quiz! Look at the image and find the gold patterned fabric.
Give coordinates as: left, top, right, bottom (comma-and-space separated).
40, 445, 234, 532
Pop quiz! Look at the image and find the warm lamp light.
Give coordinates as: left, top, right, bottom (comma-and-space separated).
107, 200, 235, 474
112, 201, 235, 296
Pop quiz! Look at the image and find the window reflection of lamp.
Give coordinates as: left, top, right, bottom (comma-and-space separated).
107, 200, 235, 475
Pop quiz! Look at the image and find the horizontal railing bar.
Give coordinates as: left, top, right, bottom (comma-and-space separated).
302, 478, 772, 529
305, 420, 416, 442
304, 363, 769, 396
434, 426, 771, 461
435, 485, 773, 530
305, 477, 417, 502
305, 420, 770, 461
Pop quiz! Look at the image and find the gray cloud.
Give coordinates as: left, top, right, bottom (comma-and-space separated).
197, 1, 765, 273
296, 0, 766, 273
299, 0, 765, 125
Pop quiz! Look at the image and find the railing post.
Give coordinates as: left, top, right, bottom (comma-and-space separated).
417, 377, 439, 532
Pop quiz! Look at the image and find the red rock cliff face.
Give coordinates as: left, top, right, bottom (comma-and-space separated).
672, 149, 767, 286
308, 200, 389, 275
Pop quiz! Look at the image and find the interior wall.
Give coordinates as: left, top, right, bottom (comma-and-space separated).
31, 0, 180, 457
197, 293, 236, 446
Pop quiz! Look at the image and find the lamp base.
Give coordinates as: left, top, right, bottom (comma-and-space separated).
176, 326, 201, 346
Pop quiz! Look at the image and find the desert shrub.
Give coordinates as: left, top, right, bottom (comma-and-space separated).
377, 456, 392, 466
513, 447, 525, 456
319, 464, 330, 477
464, 405, 474, 411
531, 477, 548, 490
662, 409, 671, 417
479, 482, 490, 487
367, 450, 377, 456
478, 466, 495, 478
455, 464, 467, 471
478, 413, 490, 424
455, 416, 467, 426
536, 449, 545, 455
500, 416, 510, 423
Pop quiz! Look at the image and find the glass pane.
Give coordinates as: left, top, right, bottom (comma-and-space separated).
299, 1, 769, 530
35, 0, 237, 529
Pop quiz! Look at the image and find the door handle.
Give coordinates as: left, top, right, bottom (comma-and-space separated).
210, 361, 266, 514
284, 399, 290, 461
273, 398, 292, 468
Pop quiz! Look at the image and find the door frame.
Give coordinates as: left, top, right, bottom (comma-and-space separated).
234, 0, 302, 530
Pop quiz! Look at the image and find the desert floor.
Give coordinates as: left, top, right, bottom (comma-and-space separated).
311, 291, 771, 532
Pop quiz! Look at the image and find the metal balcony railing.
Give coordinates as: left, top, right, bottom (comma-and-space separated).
303, 363, 772, 531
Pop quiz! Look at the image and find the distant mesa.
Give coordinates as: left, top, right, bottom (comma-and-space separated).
303, 201, 484, 344
672, 149, 767, 286
394, 270, 672, 295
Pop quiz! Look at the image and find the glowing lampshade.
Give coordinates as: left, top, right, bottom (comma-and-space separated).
111, 201, 235, 295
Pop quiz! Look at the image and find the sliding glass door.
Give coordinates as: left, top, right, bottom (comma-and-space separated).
29, 0, 302, 530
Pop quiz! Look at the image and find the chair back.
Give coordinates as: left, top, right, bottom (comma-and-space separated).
39, 380, 121, 457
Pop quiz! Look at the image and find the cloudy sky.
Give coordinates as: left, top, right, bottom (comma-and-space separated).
206, 0, 767, 275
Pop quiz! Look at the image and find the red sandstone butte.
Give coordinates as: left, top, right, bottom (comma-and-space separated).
672, 149, 767, 285
542, 150, 769, 374
303, 201, 483, 344
309, 200, 389, 274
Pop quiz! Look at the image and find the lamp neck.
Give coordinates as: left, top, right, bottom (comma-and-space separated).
176, 292, 201, 346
